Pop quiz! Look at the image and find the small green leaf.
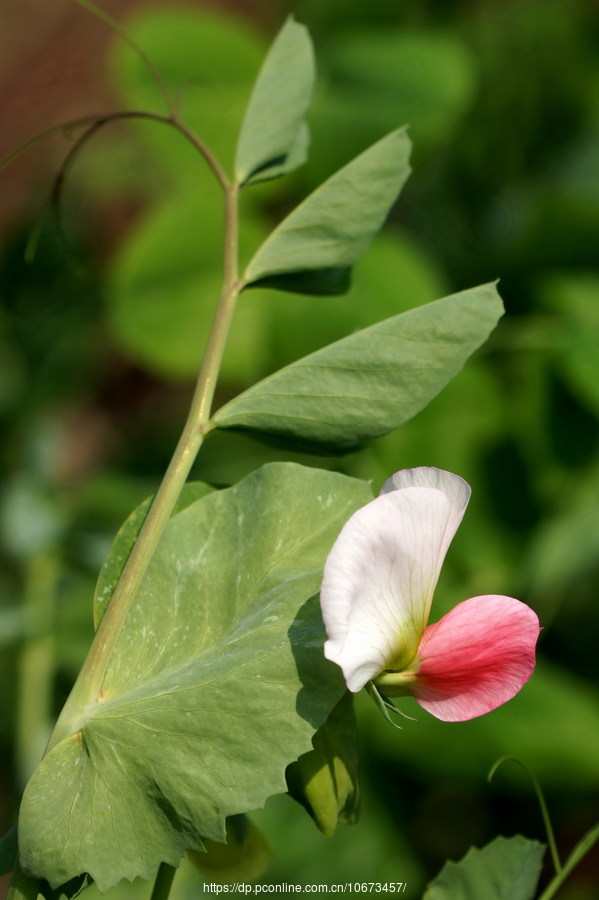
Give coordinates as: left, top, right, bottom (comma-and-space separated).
243, 129, 411, 295
286, 692, 359, 836
19, 463, 372, 892
235, 18, 315, 186
423, 835, 545, 900
213, 284, 504, 452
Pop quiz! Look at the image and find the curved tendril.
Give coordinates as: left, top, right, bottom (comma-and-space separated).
71, 0, 176, 115
13, 109, 229, 263
488, 755, 561, 874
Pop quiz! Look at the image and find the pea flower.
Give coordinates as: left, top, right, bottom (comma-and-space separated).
320, 467, 540, 722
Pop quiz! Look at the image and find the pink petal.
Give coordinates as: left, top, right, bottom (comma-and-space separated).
410, 595, 540, 722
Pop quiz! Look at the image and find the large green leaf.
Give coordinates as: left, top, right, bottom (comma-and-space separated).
93, 482, 214, 629
212, 284, 503, 452
18, 464, 372, 892
235, 18, 314, 186
423, 835, 545, 900
243, 129, 411, 294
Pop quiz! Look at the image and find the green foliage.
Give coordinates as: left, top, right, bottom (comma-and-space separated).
423, 836, 545, 900
18, 464, 372, 890
325, 30, 476, 150
213, 284, 503, 452
286, 692, 359, 836
235, 18, 314, 186
2, 1, 598, 896
93, 482, 214, 628
244, 129, 411, 294
539, 273, 599, 416
107, 208, 444, 384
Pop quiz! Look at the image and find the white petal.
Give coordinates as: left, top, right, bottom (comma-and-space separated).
381, 466, 471, 515
320, 469, 470, 693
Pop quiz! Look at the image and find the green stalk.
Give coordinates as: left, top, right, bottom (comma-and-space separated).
47, 176, 239, 748
538, 823, 599, 900
150, 863, 177, 900
16, 552, 59, 786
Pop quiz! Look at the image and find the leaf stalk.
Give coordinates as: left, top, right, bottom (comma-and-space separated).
150, 863, 178, 900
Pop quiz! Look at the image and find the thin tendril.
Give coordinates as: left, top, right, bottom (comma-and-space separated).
0, 116, 103, 173
14, 108, 229, 262
488, 755, 562, 874
71, 0, 176, 115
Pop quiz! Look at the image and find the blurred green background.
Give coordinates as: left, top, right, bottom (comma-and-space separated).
0, 0, 598, 897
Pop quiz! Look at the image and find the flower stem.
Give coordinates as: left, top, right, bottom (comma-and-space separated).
47, 176, 239, 748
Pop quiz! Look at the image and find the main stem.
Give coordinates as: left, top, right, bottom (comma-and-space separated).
47, 179, 240, 748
